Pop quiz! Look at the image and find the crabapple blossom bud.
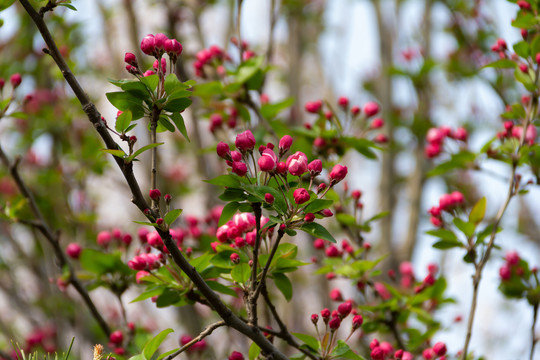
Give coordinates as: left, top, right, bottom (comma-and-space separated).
325, 111, 333, 119
329, 164, 348, 184
370, 339, 380, 350
231, 151, 242, 162
371, 347, 384, 360
337, 301, 352, 318
260, 93, 269, 104
402, 351, 414, 360
426, 128, 444, 144
154, 33, 168, 51
370, 118, 384, 129
328, 316, 341, 330
351, 190, 362, 200
305, 100, 322, 113
130, 136, 137, 143
314, 238, 325, 249
321, 308, 330, 320
149, 189, 161, 200
453, 127, 468, 141
506, 251, 520, 266
394, 349, 404, 359
10, 73, 22, 88
519, 63, 528, 73
351, 106, 360, 116
422, 348, 435, 360
363, 102, 379, 117
374, 282, 392, 300
293, 188, 310, 204
430, 216, 443, 227
140, 35, 156, 55
109, 331, 123, 345
0, 78, 4, 90
164, 39, 183, 57
374, 134, 388, 143
143, 70, 155, 77
266, 142, 275, 150
423, 273, 435, 286
326, 245, 340, 257
156, 218, 164, 225
432, 342, 447, 356
338, 96, 349, 108
352, 314, 363, 329
286, 151, 308, 176
536, 53, 540, 64
380, 342, 393, 356
66, 243, 82, 259
321, 208, 333, 217
317, 183, 327, 194
258, 145, 267, 154
124, 52, 137, 65
276, 162, 287, 174
122, 233, 133, 246
518, 0, 532, 10
308, 159, 322, 175
230, 253, 240, 264
279, 135, 293, 153
258, 149, 278, 172
97, 231, 112, 247
235, 130, 256, 152
304, 213, 315, 222
229, 351, 244, 360
232, 162, 248, 177
164, 194, 172, 203
425, 143, 442, 158
311, 314, 319, 325
153, 58, 167, 74
330, 288, 343, 301
265, 193, 274, 204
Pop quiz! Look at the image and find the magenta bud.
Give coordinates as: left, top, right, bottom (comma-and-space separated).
149, 189, 161, 200
265, 193, 274, 204
124, 52, 137, 65
140, 34, 156, 55
10, 73, 22, 88
304, 213, 315, 222
66, 243, 82, 259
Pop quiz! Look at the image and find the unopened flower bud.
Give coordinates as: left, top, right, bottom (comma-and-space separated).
10, 73, 22, 88
265, 193, 274, 204
304, 213, 315, 222
149, 189, 161, 200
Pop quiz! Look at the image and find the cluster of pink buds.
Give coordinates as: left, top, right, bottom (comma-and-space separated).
127, 252, 163, 272
490, 38, 507, 59
420, 342, 448, 360
95, 228, 133, 248
369, 339, 405, 360
414, 263, 439, 294
214, 212, 262, 250
124, 34, 182, 76
23, 326, 57, 354
193, 45, 229, 78
312, 301, 363, 335
228, 351, 245, 360
499, 251, 524, 281
425, 126, 468, 158
108, 330, 124, 354
208, 108, 240, 132
179, 335, 207, 352
428, 191, 465, 227
313, 238, 355, 260
497, 121, 537, 145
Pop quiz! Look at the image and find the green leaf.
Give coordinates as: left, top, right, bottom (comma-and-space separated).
292, 333, 319, 351
219, 202, 240, 227
300, 222, 336, 243
170, 112, 190, 141
303, 199, 333, 214
115, 110, 133, 133
432, 239, 464, 250
331, 340, 365, 359
121, 81, 151, 99
469, 197, 486, 225
512, 12, 538, 29
231, 263, 251, 284
206, 280, 238, 297
514, 67, 536, 92
59, 3, 77, 10
126, 142, 164, 162
143, 328, 174, 360
158, 115, 176, 132
454, 217, 476, 239
513, 41, 530, 58
106, 91, 145, 119
426, 229, 457, 242
164, 209, 183, 226
341, 137, 377, 159
260, 97, 295, 119
164, 73, 186, 95
102, 149, 126, 158
219, 188, 247, 202
0, 0, 16, 11
80, 249, 130, 276
427, 151, 476, 177
236, 56, 264, 84
204, 175, 242, 187
164, 98, 192, 112
273, 273, 293, 301
141, 74, 159, 92
336, 213, 357, 227
248, 343, 261, 360
157, 348, 180, 360
242, 184, 288, 215
130, 287, 164, 303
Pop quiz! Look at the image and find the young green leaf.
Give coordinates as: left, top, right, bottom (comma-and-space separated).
469, 197, 486, 225
170, 112, 190, 141
143, 328, 174, 360
219, 202, 240, 226
164, 209, 183, 225
126, 142, 164, 162
273, 273, 293, 301
300, 223, 336, 243
115, 110, 132, 133
231, 263, 250, 284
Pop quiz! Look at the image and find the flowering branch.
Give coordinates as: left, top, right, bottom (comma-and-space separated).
0, 144, 111, 337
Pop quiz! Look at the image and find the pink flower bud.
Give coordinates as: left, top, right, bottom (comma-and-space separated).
0, 78, 4, 90
308, 159, 322, 175
276, 161, 287, 174
136, 270, 149, 283
293, 188, 310, 205
97, 231, 112, 247
164, 39, 183, 57
156, 218, 164, 225
518, 0, 532, 10
352, 314, 363, 329
422, 348, 435, 360
363, 101, 379, 117
325, 245, 341, 258
374, 134, 388, 143
352, 190, 362, 200
305, 100, 322, 113
320, 208, 333, 217
311, 313, 319, 324
337, 301, 352, 318
231, 150, 242, 162
149, 189, 161, 200
519, 63, 528, 73
216, 142, 231, 158
314, 238, 325, 249
286, 151, 308, 176
374, 282, 392, 300
265, 193, 274, 204
370, 118, 384, 129
304, 213, 315, 222
140, 34, 156, 55
380, 342, 393, 356
330, 288, 343, 301
399, 262, 414, 276
153, 58, 167, 74
317, 183, 327, 194
425, 143, 442, 158
432, 342, 447, 356
10, 73, 22, 88
426, 128, 444, 144
232, 161, 248, 176
338, 96, 349, 108
453, 127, 468, 141
228, 351, 244, 360
124, 52, 137, 65
66, 243, 82, 259
394, 349, 404, 359
329, 164, 348, 184
109, 330, 123, 345
235, 130, 256, 152
371, 347, 384, 360
351, 106, 360, 116
321, 308, 330, 320
154, 33, 169, 51
506, 251, 520, 266
143, 70, 155, 77
258, 149, 278, 172
328, 316, 341, 330
230, 253, 240, 264
279, 135, 293, 153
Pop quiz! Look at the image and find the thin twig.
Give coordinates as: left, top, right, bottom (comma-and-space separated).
0, 145, 111, 337
252, 229, 284, 301
163, 321, 226, 360
150, 105, 159, 211
531, 304, 539, 360
248, 203, 263, 326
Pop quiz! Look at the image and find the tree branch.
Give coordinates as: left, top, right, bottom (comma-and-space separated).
163, 321, 226, 360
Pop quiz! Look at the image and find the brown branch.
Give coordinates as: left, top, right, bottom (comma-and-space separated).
252, 228, 285, 301
0, 145, 111, 337
531, 304, 539, 360
163, 321, 226, 360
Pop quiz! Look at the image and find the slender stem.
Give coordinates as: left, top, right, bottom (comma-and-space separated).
163, 321, 226, 360
150, 105, 159, 210
0, 145, 111, 337
248, 203, 263, 326
530, 304, 538, 360
236, 0, 244, 61
253, 229, 285, 301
